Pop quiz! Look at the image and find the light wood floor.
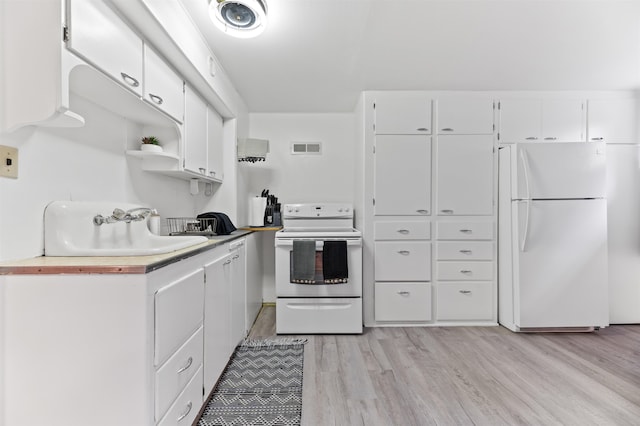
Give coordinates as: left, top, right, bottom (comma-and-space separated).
249, 306, 640, 426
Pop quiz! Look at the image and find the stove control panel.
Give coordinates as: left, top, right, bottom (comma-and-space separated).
283, 203, 353, 219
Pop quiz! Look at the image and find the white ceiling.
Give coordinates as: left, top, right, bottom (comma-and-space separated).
180, 0, 640, 113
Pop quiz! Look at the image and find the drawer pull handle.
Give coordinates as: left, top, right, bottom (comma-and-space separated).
459, 229, 472, 233
441, 127, 454, 132
525, 136, 538, 140
591, 137, 604, 141
416, 209, 429, 214
120, 72, 140, 88
397, 291, 410, 296
177, 356, 193, 374
417, 127, 429, 132
149, 93, 164, 105
441, 209, 454, 214
397, 229, 410, 234
544, 137, 557, 141
398, 250, 410, 255
233, 254, 240, 260
177, 401, 193, 422
459, 249, 473, 254
460, 270, 472, 274
459, 290, 472, 294
224, 259, 232, 265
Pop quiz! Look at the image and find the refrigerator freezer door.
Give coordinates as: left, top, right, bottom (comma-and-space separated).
514, 199, 608, 328
515, 142, 606, 200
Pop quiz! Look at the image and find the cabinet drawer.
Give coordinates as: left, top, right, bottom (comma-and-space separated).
437, 282, 494, 321
436, 221, 493, 240
276, 298, 362, 334
437, 242, 493, 260
156, 326, 204, 421
157, 364, 203, 426
375, 221, 431, 240
375, 241, 431, 281
155, 268, 205, 366
437, 261, 493, 281
375, 282, 432, 321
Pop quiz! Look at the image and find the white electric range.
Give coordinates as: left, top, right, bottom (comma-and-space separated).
274, 203, 363, 334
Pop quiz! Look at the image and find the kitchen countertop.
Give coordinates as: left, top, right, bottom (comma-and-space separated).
0, 230, 253, 275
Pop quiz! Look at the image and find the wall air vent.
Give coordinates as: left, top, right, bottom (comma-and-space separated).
291, 142, 322, 155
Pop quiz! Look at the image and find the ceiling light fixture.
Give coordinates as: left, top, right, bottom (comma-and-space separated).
209, 0, 268, 39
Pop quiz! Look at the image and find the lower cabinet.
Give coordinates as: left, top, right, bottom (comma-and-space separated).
375, 282, 432, 322
0, 236, 255, 426
436, 282, 494, 321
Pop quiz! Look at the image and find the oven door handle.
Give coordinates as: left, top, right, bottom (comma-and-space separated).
285, 302, 355, 310
275, 239, 362, 248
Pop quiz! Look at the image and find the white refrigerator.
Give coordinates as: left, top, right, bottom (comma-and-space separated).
498, 142, 609, 331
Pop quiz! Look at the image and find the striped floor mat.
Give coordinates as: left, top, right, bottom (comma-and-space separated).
197, 338, 306, 426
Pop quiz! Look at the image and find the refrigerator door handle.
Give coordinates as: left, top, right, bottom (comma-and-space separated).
519, 148, 532, 200
520, 200, 531, 252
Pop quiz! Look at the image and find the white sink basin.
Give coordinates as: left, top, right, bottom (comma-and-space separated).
44, 201, 208, 256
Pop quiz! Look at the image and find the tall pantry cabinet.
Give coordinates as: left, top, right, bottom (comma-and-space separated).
361, 92, 497, 327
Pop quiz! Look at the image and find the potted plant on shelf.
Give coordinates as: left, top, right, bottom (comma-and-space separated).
140, 136, 163, 153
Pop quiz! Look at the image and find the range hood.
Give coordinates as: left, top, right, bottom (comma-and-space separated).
237, 138, 269, 163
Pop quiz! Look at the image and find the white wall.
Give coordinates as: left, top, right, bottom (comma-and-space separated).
245, 113, 357, 302
0, 95, 205, 261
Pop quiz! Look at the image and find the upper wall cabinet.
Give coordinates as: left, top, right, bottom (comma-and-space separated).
437, 99, 494, 134
587, 99, 639, 144
184, 85, 209, 176
207, 106, 224, 181
375, 96, 432, 135
143, 44, 184, 123
498, 99, 585, 142
66, 0, 143, 96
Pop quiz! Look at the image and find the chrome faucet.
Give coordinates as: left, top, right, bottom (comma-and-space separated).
93, 207, 153, 226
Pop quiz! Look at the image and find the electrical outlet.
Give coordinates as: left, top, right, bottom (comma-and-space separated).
0, 145, 18, 179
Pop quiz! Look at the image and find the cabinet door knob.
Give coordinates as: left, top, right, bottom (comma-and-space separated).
120, 72, 140, 88
525, 136, 538, 140
459, 290, 472, 294
149, 93, 164, 105
398, 250, 410, 255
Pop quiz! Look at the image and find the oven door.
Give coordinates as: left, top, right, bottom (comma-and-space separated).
275, 237, 362, 297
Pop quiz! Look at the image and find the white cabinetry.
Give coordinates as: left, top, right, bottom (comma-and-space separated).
0, 257, 206, 426
144, 44, 184, 123
437, 99, 494, 134
374, 135, 431, 216
498, 99, 585, 142
207, 106, 224, 180
364, 92, 497, 327
588, 98, 639, 143
203, 250, 233, 395
436, 135, 494, 216
229, 239, 247, 343
67, 0, 143, 96
374, 96, 432, 134
184, 85, 209, 175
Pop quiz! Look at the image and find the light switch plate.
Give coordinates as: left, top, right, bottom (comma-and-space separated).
0, 145, 18, 178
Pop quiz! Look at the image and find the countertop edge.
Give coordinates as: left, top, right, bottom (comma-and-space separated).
0, 230, 253, 275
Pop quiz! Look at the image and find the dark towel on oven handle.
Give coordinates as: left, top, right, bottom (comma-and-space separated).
291, 240, 316, 284
322, 240, 348, 284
